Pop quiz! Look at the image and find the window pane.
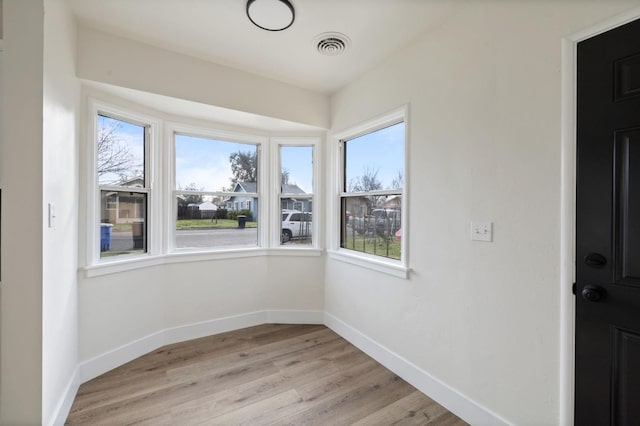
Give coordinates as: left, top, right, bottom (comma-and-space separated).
280, 145, 313, 247
175, 196, 258, 249
341, 195, 402, 260
98, 115, 145, 187
281, 146, 313, 194
175, 134, 258, 192
100, 190, 147, 258
344, 122, 404, 192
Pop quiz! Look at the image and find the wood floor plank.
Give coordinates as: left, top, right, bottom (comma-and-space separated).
66, 324, 467, 425
201, 389, 305, 426
351, 390, 464, 426
165, 327, 336, 384
169, 371, 286, 424
279, 366, 415, 425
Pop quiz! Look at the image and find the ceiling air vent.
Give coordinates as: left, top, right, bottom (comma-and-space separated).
314, 32, 351, 56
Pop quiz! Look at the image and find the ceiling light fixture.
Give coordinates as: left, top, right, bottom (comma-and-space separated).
246, 0, 295, 32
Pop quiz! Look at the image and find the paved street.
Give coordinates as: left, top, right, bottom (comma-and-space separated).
175, 228, 258, 248
107, 228, 258, 252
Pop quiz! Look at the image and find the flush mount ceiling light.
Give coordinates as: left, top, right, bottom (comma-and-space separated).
246, 0, 295, 32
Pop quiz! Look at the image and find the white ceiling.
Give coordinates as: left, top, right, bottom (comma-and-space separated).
69, 0, 461, 95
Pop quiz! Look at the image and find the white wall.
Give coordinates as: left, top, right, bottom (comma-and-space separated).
0, 0, 44, 423
0, 1, 3, 414
78, 256, 325, 387
76, 27, 330, 129
42, 0, 80, 423
79, 256, 325, 364
327, 1, 640, 425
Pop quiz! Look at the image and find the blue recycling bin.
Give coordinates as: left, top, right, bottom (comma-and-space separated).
100, 223, 113, 251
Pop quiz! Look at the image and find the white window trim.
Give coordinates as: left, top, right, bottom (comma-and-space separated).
270, 136, 321, 249
166, 121, 269, 253
85, 98, 162, 266
328, 105, 410, 279
83, 97, 324, 278
79, 95, 323, 278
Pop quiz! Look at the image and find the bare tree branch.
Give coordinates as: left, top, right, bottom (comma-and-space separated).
349, 167, 382, 192
391, 170, 403, 190
97, 119, 136, 183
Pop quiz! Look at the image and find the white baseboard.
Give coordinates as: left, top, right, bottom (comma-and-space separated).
49, 366, 80, 426
79, 310, 323, 384
324, 312, 509, 426
80, 328, 167, 383
163, 311, 267, 347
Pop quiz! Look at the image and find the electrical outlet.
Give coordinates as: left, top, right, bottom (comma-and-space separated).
471, 221, 492, 242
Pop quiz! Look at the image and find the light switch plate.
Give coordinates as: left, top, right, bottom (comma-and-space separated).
471, 221, 492, 242
48, 203, 56, 228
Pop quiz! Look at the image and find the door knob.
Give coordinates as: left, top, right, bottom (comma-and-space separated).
584, 253, 607, 268
582, 285, 605, 302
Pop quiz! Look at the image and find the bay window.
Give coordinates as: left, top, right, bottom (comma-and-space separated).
85, 98, 320, 275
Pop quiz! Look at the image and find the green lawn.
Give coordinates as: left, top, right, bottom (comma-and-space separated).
106, 219, 257, 232
342, 234, 401, 260
176, 218, 257, 230
100, 249, 144, 258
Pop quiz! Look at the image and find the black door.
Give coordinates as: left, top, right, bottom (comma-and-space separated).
576, 18, 640, 425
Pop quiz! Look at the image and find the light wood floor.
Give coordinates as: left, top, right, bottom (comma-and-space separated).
66, 324, 467, 425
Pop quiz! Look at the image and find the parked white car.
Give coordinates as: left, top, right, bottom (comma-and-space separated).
281, 210, 312, 242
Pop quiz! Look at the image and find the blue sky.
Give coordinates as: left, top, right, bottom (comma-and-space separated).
97, 115, 145, 185
176, 135, 315, 194
175, 134, 256, 192
345, 122, 404, 190
100, 117, 403, 194
281, 146, 313, 193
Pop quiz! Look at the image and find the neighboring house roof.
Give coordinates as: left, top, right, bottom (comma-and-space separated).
199, 201, 217, 211
233, 182, 257, 193
383, 195, 401, 207
282, 184, 306, 195
119, 177, 144, 188
230, 182, 306, 195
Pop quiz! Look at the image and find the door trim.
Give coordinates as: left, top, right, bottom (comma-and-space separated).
561, 7, 640, 425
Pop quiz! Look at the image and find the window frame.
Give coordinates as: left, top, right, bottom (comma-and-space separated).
329, 106, 409, 278
83, 98, 322, 277
166, 122, 268, 253
270, 137, 320, 249
86, 99, 161, 266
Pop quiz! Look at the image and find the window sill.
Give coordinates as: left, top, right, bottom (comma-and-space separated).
83, 247, 323, 277
265, 247, 323, 257
326, 249, 410, 279
83, 254, 167, 277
